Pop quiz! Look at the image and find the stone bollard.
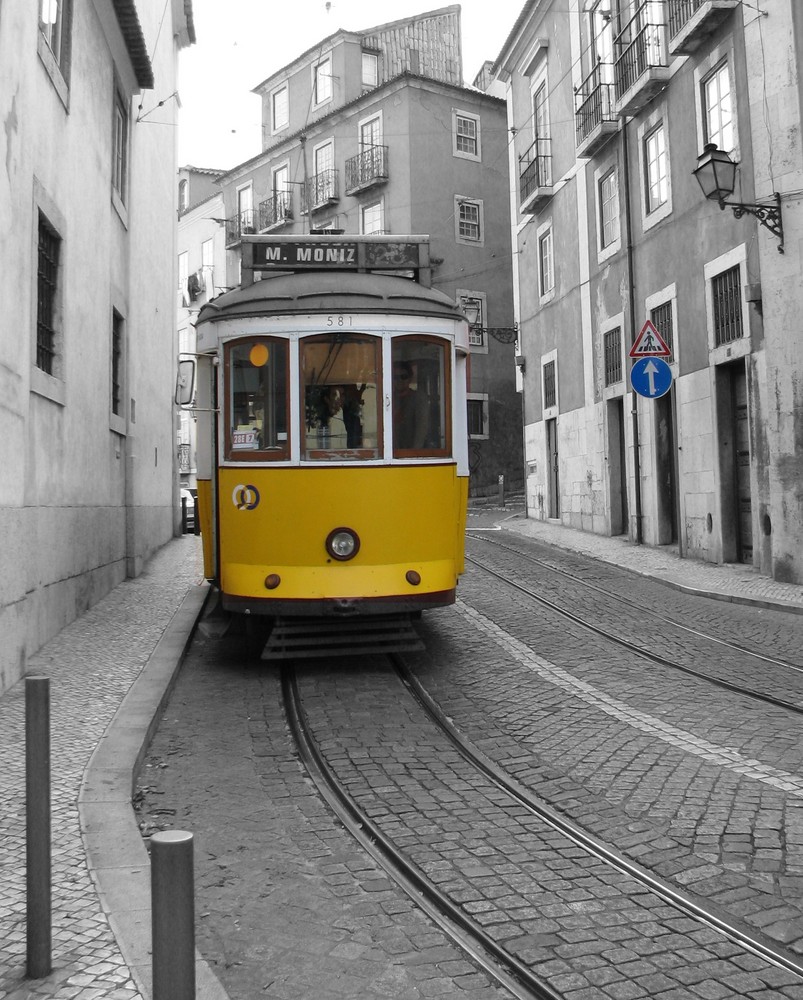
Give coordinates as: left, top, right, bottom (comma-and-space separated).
151, 830, 195, 1000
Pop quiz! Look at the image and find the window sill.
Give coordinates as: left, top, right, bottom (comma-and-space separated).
38, 33, 70, 111
112, 188, 129, 229
30, 365, 66, 406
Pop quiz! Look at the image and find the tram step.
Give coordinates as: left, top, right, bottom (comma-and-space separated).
261, 614, 424, 660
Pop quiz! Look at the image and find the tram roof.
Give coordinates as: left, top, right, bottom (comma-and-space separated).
195, 271, 465, 326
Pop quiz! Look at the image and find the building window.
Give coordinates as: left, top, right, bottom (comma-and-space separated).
453, 111, 480, 160
603, 327, 622, 386
202, 238, 213, 270
456, 198, 482, 243
538, 228, 554, 295
467, 396, 489, 439
237, 185, 254, 234
272, 85, 289, 131
459, 295, 485, 348
362, 52, 378, 88
599, 168, 619, 248
543, 360, 556, 410
360, 200, 383, 234
650, 300, 673, 355
314, 57, 332, 105
112, 89, 129, 202
37, 213, 61, 375
178, 179, 189, 212
39, 0, 71, 71
178, 250, 189, 305
703, 60, 733, 153
644, 122, 667, 214
532, 81, 552, 187
111, 309, 123, 417
712, 265, 743, 346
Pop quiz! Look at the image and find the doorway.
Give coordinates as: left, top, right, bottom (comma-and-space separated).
717, 360, 753, 564
546, 417, 560, 518
606, 397, 628, 535
655, 387, 678, 545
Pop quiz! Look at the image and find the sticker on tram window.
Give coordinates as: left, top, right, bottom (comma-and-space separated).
232, 428, 258, 449
232, 484, 260, 510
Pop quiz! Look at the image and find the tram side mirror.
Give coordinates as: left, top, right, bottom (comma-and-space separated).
175, 358, 196, 406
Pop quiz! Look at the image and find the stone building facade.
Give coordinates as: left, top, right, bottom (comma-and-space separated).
495, 0, 803, 581
0, 0, 194, 692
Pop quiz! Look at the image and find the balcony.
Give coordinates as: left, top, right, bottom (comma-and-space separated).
614, 2, 671, 117
225, 208, 256, 247
302, 169, 339, 213
668, 0, 738, 55
259, 192, 292, 231
519, 137, 553, 214
575, 64, 619, 158
345, 145, 389, 194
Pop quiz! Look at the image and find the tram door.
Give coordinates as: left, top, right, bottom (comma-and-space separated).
606, 398, 628, 535
546, 418, 560, 518
655, 388, 678, 545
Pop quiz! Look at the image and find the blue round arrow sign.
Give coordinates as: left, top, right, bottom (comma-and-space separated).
630, 357, 672, 399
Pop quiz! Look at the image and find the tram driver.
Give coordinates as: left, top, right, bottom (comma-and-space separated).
392, 362, 429, 450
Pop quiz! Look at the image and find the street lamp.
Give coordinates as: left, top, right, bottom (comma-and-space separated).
693, 143, 784, 253
460, 297, 518, 344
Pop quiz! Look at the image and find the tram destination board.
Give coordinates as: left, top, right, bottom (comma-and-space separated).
242, 235, 428, 274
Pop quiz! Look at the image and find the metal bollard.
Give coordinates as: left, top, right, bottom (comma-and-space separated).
151, 830, 196, 1000
497, 473, 506, 509
26, 675, 52, 978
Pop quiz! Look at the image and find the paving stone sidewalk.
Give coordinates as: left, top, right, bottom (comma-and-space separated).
0, 536, 204, 1000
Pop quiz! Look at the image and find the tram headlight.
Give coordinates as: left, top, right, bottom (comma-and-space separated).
326, 527, 360, 561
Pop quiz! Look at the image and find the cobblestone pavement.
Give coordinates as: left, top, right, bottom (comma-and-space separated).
136, 630, 513, 1000
3, 501, 802, 1000
0, 537, 204, 1000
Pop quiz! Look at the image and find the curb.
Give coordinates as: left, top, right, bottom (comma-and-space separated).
77, 582, 229, 1000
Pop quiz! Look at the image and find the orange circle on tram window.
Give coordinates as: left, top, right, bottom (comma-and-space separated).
249, 343, 270, 367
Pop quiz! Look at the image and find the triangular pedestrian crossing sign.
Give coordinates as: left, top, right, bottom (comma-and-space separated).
629, 319, 671, 358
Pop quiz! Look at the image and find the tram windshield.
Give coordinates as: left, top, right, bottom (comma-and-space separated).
301, 334, 381, 460
226, 338, 289, 459
391, 338, 450, 457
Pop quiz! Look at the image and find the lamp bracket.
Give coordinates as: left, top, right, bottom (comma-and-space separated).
475, 324, 519, 344
721, 192, 784, 253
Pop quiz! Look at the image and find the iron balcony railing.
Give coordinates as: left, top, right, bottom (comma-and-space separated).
614, 1, 669, 100
225, 208, 256, 245
575, 63, 616, 146
259, 192, 292, 230
519, 137, 552, 205
303, 169, 339, 212
668, 0, 705, 38
345, 145, 389, 192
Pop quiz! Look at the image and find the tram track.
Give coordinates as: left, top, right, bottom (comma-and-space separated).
282, 660, 803, 999
281, 665, 559, 1000
464, 535, 803, 718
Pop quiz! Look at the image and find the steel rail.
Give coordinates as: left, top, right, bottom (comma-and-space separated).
464, 548, 803, 717
391, 656, 803, 983
467, 532, 803, 669
280, 666, 563, 1000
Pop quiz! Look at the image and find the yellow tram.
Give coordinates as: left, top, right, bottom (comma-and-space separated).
188, 235, 469, 620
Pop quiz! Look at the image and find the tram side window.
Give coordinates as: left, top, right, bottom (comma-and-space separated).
301, 334, 381, 460
392, 339, 450, 457
227, 339, 288, 459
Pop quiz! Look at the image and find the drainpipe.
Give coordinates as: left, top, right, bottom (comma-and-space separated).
621, 117, 643, 545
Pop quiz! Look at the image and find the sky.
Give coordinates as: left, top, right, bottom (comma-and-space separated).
175, 0, 525, 170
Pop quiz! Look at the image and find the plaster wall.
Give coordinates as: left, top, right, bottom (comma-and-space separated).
0, 0, 184, 693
